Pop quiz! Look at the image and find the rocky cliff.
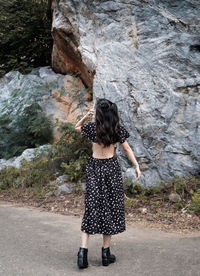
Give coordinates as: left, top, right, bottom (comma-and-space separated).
52, 0, 200, 185
51, 0, 200, 186
0, 67, 92, 159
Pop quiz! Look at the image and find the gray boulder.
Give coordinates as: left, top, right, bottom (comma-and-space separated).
49, 175, 75, 196
52, 0, 200, 186
51, 174, 70, 185
54, 183, 75, 196
0, 67, 65, 156
0, 144, 52, 170
169, 193, 182, 203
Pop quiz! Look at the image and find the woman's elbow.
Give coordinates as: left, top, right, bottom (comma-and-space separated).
120, 141, 131, 152
75, 126, 81, 132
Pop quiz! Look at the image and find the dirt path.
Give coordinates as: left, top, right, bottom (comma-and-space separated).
0, 201, 200, 276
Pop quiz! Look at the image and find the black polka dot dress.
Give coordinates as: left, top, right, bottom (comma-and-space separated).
80, 121, 130, 235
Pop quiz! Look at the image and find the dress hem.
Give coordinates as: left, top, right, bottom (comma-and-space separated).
81, 228, 126, 235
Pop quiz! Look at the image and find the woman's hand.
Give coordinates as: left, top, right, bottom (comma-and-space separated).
75, 108, 95, 129
135, 166, 141, 181
85, 108, 95, 118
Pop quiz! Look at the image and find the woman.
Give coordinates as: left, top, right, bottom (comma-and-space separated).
74, 98, 141, 268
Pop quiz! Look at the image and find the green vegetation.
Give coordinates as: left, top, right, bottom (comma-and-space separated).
0, 126, 200, 216
124, 198, 136, 208
0, 0, 52, 77
0, 121, 92, 196
138, 126, 146, 138
124, 177, 162, 202
53, 121, 92, 182
0, 101, 53, 159
0, 166, 20, 190
189, 190, 200, 215
0, 155, 55, 191
123, 175, 200, 215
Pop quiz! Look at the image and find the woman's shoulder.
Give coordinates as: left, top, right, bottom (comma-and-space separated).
81, 121, 95, 129
118, 124, 130, 144
88, 121, 96, 130
81, 121, 96, 141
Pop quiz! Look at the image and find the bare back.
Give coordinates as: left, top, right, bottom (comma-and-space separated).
92, 142, 115, 159
75, 121, 130, 159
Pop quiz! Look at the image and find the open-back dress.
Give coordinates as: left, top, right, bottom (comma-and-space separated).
80, 121, 130, 235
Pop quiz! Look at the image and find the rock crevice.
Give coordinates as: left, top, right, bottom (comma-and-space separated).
51, 0, 94, 87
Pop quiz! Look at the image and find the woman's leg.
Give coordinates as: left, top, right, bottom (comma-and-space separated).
103, 234, 111, 248
81, 231, 90, 248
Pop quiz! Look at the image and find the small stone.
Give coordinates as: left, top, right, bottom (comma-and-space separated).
50, 175, 70, 187
81, 182, 86, 192
169, 193, 181, 203
54, 183, 74, 196
138, 207, 147, 214
181, 209, 187, 214
44, 191, 54, 197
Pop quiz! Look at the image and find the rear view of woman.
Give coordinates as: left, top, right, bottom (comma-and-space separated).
75, 98, 141, 268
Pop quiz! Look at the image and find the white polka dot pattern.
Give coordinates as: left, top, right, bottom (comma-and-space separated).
81, 156, 126, 235
81, 122, 130, 143
80, 121, 130, 235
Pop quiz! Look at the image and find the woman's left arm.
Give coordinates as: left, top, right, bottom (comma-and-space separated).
75, 108, 94, 132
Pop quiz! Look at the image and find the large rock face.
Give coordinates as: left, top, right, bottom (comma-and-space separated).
52, 0, 200, 186
51, 0, 94, 87
0, 66, 92, 158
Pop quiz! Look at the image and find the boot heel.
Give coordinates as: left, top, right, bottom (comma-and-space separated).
102, 259, 109, 266
77, 247, 88, 269
102, 246, 116, 266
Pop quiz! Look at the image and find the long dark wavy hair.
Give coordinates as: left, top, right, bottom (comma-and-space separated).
95, 98, 121, 147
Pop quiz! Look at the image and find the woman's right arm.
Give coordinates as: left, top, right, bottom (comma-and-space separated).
74, 108, 94, 132
120, 141, 141, 180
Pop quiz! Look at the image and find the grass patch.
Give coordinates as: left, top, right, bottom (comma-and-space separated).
123, 175, 200, 216
0, 121, 92, 197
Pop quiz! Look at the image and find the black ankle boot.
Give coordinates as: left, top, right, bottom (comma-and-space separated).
77, 247, 88, 269
102, 246, 116, 266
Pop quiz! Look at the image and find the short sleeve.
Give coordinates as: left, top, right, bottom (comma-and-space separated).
81, 122, 95, 141
119, 125, 130, 144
